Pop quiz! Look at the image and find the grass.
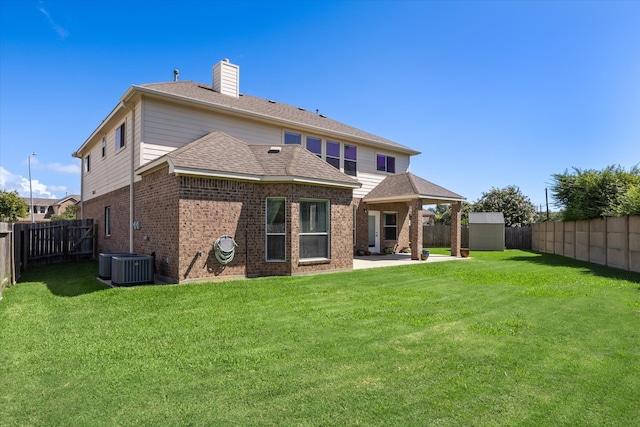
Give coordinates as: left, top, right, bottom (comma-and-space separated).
1, 250, 639, 426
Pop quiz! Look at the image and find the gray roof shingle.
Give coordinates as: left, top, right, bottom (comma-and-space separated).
145, 130, 360, 188
135, 81, 419, 155
363, 172, 464, 203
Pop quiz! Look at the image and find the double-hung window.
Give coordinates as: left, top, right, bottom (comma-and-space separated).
326, 141, 340, 169
376, 154, 395, 173
383, 212, 397, 240
116, 122, 126, 150
300, 199, 329, 259
85, 155, 91, 173
266, 198, 286, 261
344, 144, 357, 176
306, 136, 322, 157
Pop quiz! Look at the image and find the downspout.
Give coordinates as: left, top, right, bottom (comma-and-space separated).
122, 101, 135, 253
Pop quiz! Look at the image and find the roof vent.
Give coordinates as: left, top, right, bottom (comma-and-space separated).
268, 146, 282, 153
173, 69, 179, 81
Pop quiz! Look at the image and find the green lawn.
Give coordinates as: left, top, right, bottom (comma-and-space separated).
1, 250, 639, 426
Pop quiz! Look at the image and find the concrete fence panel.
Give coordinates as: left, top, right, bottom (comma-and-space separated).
630, 216, 640, 273
589, 218, 606, 265
563, 221, 575, 259
554, 222, 564, 255
575, 220, 590, 262
606, 216, 628, 271
545, 223, 554, 253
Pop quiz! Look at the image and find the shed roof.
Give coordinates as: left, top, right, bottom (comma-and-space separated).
136, 130, 361, 189
469, 212, 505, 224
363, 172, 464, 204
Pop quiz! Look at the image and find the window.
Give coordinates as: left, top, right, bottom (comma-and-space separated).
284, 131, 301, 145
344, 144, 357, 176
383, 212, 397, 240
326, 141, 340, 169
39, 206, 46, 214
105, 207, 111, 236
266, 198, 286, 261
376, 154, 396, 173
306, 136, 322, 157
85, 154, 91, 173
102, 137, 106, 158
116, 122, 126, 150
300, 200, 329, 259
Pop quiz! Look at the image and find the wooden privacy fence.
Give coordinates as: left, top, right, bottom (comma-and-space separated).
13, 220, 96, 279
532, 216, 640, 273
423, 225, 532, 249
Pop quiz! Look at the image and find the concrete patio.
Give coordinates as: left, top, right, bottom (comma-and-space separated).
353, 252, 470, 270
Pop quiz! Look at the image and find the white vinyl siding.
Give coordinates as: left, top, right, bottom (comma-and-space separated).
141, 98, 281, 163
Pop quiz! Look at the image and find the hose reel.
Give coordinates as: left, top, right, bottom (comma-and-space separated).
214, 235, 238, 265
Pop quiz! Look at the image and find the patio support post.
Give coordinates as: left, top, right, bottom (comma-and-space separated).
410, 199, 423, 260
450, 201, 462, 257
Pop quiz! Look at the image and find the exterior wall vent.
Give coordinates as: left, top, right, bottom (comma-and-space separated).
212, 59, 239, 98
98, 252, 137, 279
268, 146, 281, 153
111, 255, 154, 286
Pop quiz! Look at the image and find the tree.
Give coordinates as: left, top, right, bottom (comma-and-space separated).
428, 202, 472, 225
472, 185, 536, 227
0, 190, 28, 222
551, 165, 640, 220
50, 205, 78, 221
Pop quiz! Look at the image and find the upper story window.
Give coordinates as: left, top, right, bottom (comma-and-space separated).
284, 131, 302, 145
116, 122, 126, 150
39, 206, 46, 214
376, 154, 396, 173
344, 144, 357, 176
326, 140, 340, 169
266, 198, 286, 261
85, 154, 91, 173
102, 137, 106, 158
306, 136, 322, 157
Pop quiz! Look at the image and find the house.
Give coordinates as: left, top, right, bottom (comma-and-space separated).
19, 195, 80, 222
73, 59, 464, 283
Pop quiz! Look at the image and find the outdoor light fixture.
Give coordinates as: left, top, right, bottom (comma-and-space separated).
28, 152, 37, 224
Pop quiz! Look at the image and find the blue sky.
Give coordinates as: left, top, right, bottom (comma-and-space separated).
1, 0, 638, 209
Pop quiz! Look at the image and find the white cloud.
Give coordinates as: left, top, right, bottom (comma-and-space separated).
38, 2, 69, 39
1, 166, 57, 199
47, 162, 80, 175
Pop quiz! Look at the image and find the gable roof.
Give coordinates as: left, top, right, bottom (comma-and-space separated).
363, 172, 464, 204
137, 130, 361, 189
130, 81, 420, 155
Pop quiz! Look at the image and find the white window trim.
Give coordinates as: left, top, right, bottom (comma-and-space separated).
283, 130, 357, 176
383, 211, 398, 241
266, 197, 286, 262
376, 153, 396, 174
116, 122, 126, 152
299, 198, 330, 261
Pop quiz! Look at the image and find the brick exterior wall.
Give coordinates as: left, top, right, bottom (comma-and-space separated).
82, 169, 354, 283
356, 201, 411, 254
82, 185, 132, 254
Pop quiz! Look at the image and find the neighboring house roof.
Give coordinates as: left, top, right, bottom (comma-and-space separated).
21, 195, 80, 207
137, 130, 361, 189
128, 81, 420, 155
363, 172, 464, 204
469, 212, 505, 224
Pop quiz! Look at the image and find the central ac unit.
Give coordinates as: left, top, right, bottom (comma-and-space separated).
98, 252, 136, 279
111, 255, 154, 286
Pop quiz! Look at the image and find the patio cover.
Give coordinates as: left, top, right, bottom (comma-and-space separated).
363, 172, 465, 257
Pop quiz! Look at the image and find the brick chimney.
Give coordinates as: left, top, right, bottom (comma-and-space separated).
212, 59, 239, 98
